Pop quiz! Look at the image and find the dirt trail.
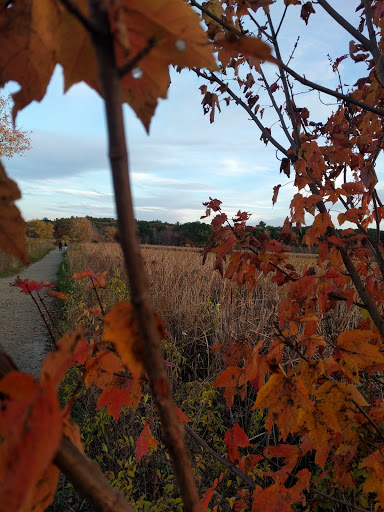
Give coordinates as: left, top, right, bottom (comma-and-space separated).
0, 248, 64, 377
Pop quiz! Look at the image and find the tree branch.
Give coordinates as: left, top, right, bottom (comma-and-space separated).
278, 60, 384, 119
316, 0, 371, 50
363, 0, 384, 86
267, 13, 300, 152
88, 2, 202, 511
260, 68, 295, 147
58, 0, 99, 35
194, 69, 289, 157
118, 37, 156, 78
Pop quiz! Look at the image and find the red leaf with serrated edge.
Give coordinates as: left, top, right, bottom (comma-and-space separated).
97, 386, 135, 420
201, 471, 227, 510
175, 407, 191, 424
70, 269, 95, 281
0, 372, 62, 511
45, 290, 68, 300
135, 423, 159, 461
225, 423, 250, 463
84, 350, 125, 390
214, 366, 246, 407
86, 270, 108, 290
40, 328, 89, 388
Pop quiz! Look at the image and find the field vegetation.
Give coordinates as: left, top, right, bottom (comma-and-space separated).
0, 238, 55, 277
50, 242, 364, 511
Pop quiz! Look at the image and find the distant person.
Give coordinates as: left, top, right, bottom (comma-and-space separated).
64, 242, 68, 251
58, 241, 63, 252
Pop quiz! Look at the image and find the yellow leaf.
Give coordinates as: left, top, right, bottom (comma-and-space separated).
253, 373, 313, 440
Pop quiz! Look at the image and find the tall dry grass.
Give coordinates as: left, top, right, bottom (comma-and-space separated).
64, 242, 360, 380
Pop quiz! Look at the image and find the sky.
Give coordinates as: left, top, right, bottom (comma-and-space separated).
2, 1, 369, 227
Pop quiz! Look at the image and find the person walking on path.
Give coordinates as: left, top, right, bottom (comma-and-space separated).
58, 241, 63, 251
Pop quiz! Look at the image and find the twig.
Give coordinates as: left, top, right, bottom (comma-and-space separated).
316, 0, 371, 50
58, 0, 99, 35
26, 284, 56, 347
89, 276, 105, 316
185, 424, 256, 489
37, 293, 63, 337
118, 37, 156, 78
194, 68, 289, 157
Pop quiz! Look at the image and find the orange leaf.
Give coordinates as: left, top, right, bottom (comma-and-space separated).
0, 372, 62, 511
217, 34, 275, 64
70, 269, 95, 281
97, 384, 142, 420
253, 373, 313, 440
84, 350, 125, 390
40, 329, 89, 388
45, 290, 68, 300
103, 302, 145, 380
135, 422, 159, 461
214, 366, 246, 407
224, 423, 250, 463
359, 450, 384, 507
175, 407, 191, 424
0, 1, 60, 116
334, 329, 384, 384
59, 0, 217, 132
86, 270, 108, 290
0, 162, 28, 263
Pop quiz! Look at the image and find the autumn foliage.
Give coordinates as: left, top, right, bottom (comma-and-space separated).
2, 1, 384, 512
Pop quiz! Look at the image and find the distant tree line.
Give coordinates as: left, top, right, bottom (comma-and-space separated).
26, 216, 382, 250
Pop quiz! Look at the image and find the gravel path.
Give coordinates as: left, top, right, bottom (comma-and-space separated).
0, 248, 64, 377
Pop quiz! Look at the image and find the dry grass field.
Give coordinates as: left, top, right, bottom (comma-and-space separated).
64, 242, 360, 378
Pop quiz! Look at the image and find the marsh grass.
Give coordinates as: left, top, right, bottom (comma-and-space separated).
64, 242, 360, 381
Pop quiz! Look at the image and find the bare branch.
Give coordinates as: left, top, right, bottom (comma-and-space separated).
279, 60, 384, 118
194, 69, 289, 157
58, 0, 99, 35
118, 37, 156, 78
260, 68, 294, 146
316, 0, 371, 50
267, 13, 300, 151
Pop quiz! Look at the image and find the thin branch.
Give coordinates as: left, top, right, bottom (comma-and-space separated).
26, 285, 56, 347
353, 399, 384, 442
278, 61, 384, 119
267, 13, 300, 152
316, 0, 371, 50
190, 0, 384, 118
185, 424, 256, 489
58, 0, 99, 35
194, 68, 289, 157
260, 68, 294, 146
118, 37, 156, 78
306, 179, 384, 338
189, 0, 241, 35
88, 2, 202, 511
363, 0, 384, 87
